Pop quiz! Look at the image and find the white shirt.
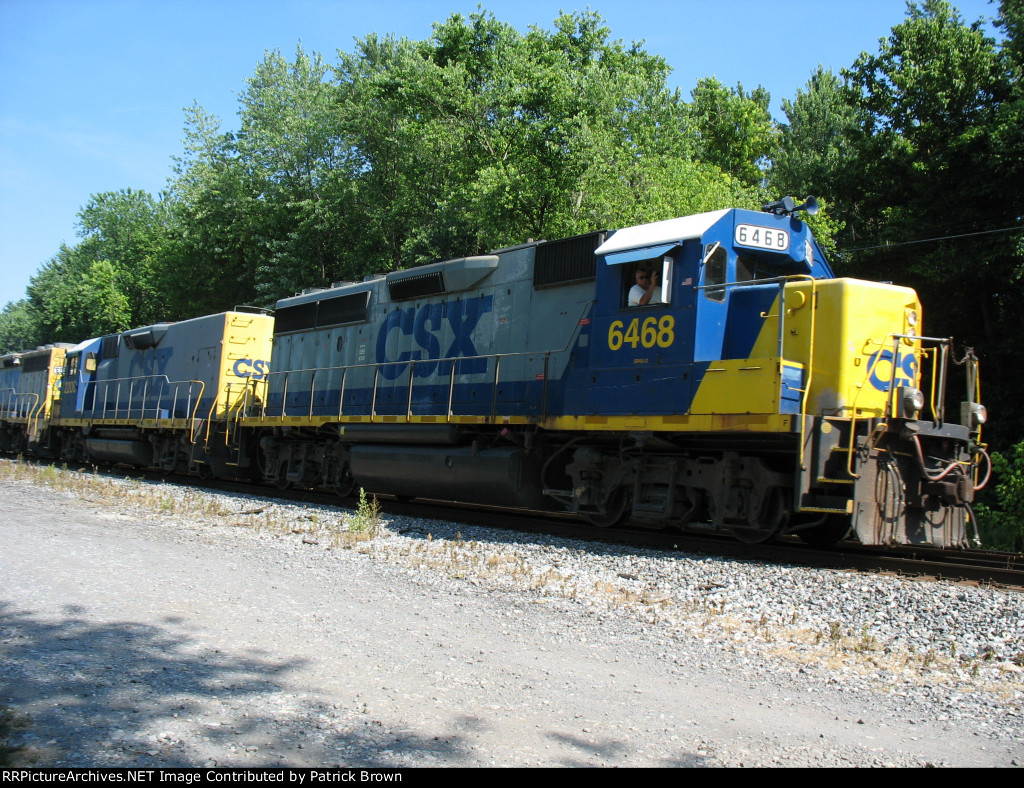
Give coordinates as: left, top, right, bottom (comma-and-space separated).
628, 283, 662, 306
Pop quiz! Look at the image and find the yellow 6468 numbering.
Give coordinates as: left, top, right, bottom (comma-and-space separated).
607, 315, 675, 350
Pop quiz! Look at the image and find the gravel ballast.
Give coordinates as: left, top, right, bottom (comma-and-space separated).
1, 463, 1022, 767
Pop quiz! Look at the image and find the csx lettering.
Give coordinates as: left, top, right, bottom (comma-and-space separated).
233, 358, 269, 379
128, 349, 172, 379
868, 349, 918, 392
376, 296, 493, 380
608, 315, 675, 351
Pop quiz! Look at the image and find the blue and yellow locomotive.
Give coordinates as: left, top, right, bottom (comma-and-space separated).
0, 200, 986, 547
242, 198, 986, 547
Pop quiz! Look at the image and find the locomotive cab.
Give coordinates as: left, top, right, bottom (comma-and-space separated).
560, 202, 984, 546
586, 207, 833, 420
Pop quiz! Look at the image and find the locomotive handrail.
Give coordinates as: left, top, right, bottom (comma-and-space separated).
28, 394, 50, 440
700, 273, 820, 467
253, 346, 557, 424
842, 333, 953, 479
850, 333, 951, 422
89, 374, 206, 430
0, 388, 40, 421
697, 273, 818, 369
250, 300, 594, 425
199, 387, 224, 447
251, 345, 565, 423
843, 336, 894, 481
223, 379, 261, 443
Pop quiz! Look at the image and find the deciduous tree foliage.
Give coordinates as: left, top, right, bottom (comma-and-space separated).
22, 189, 168, 345
0, 300, 38, 355
15, 9, 772, 338
160, 10, 760, 311
770, 0, 1024, 445
688, 77, 774, 188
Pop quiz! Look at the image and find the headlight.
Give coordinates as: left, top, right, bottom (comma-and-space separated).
898, 386, 925, 418
961, 401, 987, 429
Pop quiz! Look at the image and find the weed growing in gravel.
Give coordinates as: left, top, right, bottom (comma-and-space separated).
36, 463, 58, 485
347, 488, 381, 536
2, 458, 235, 522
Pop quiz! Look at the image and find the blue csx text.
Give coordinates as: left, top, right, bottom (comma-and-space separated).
233, 358, 269, 379
375, 296, 493, 380
868, 348, 918, 392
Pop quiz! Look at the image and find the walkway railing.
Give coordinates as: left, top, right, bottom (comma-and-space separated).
86, 375, 206, 428
0, 388, 40, 421
237, 349, 555, 424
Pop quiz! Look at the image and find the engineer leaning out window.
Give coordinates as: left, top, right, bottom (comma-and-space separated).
628, 266, 662, 306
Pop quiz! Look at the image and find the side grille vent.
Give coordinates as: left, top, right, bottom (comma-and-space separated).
100, 335, 120, 359
533, 231, 604, 287
21, 354, 50, 373
388, 270, 446, 301
275, 291, 371, 335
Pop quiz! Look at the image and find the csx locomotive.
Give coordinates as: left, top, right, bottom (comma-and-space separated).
0, 200, 988, 547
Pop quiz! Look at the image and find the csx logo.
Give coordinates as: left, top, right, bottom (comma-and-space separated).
233, 359, 269, 379
128, 350, 172, 378
376, 296, 493, 380
868, 349, 918, 392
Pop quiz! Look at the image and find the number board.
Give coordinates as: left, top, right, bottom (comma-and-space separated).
734, 224, 789, 252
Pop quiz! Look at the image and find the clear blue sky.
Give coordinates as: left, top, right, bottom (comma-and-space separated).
0, 0, 1000, 310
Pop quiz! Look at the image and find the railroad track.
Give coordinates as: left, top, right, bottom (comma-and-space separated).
10, 456, 1024, 590
194, 474, 1024, 590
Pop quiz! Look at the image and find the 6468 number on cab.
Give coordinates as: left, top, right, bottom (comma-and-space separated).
607, 315, 675, 350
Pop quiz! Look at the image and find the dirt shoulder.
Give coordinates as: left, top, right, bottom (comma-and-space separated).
1, 470, 1021, 767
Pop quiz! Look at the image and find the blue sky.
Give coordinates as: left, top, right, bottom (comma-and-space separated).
0, 0, 1000, 310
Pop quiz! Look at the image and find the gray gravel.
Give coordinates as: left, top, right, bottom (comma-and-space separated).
1, 463, 1022, 767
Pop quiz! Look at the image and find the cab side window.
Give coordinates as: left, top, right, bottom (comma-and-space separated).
624, 258, 673, 307
736, 254, 756, 282
703, 244, 727, 302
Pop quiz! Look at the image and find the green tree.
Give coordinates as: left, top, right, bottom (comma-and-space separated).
160, 9, 772, 312
235, 47, 359, 300
160, 104, 261, 318
332, 10, 753, 269
25, 190, 167, 343
27, 244, 97, 342
75, 188, 169, 326
769, 67, 861, 260
688, 77, 775, 188
839, 0, 1023, 444
0, 300, 40, 354
974, 441, 1024, 551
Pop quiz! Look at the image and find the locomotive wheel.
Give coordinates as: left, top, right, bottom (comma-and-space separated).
584, 486, 629, 528
797, 514, 852, 547
275, 463, 291, 491
729, 487, 789, 544
256, 440, 275, 481
332, 468, 356, 499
